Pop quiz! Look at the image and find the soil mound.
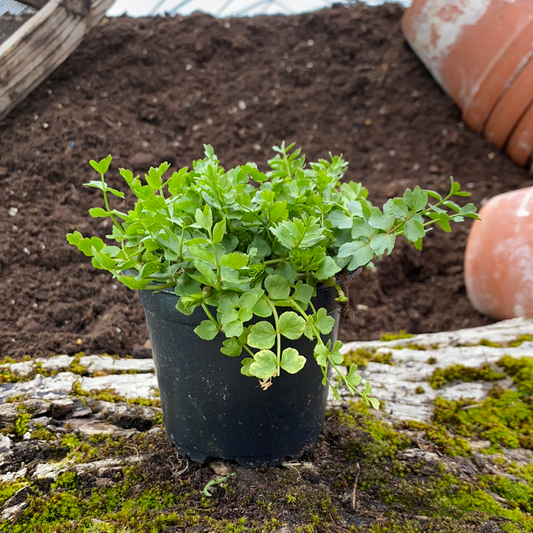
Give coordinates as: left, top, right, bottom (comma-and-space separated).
0, 3, 530, 359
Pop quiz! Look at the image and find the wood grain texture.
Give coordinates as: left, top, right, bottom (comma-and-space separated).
0, 0, 114, 120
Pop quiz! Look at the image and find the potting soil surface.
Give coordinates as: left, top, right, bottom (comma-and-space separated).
0, 2, 531, 360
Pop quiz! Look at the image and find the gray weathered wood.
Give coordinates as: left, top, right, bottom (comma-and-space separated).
0, 0, 114, 121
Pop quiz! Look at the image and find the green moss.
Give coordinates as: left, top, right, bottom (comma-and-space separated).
432, 391, 533, 451
428, 362, 505, 389
31, 425, 58, 442
334, 401, 410, 461
0, 368, 25, 385
67, 353, 89, 376
379, 330, 414, 341
404, 419, 472, 457
14, 406, 32, 437
71, 382, 161, 408
0, 481, 27, 506
414, 386, 425, 394
343, 348, 393, 368
426, 356, 438, 365
394, 343, 434, 351
478, 338, 503, 348
5, 394, 30, 403
508, 334, 533, 347
497, 355, 533, 395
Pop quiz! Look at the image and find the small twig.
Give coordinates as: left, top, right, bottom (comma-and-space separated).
101, 116, 117, 129
460, 403, 484, 411
66, 441, 83, 459
352, 463, 361, 510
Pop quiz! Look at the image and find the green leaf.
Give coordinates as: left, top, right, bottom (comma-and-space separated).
187, 245, 214, 263
192, 260, 217, 286
194, 320, 219, 341
346, 364, 363, 388
403, 186, 428, 212
275, 262, 297, 284
248, 237, 271, 260
351, 219, 375, 240
238, 308, 253, 322
404, 219, 425, 242
220, 309, 239, 326
88, 207, 110, 218
223, 320, 244, 338
458, 203, 479, 218
314, 308, 335, 335
212, 219, 226, 243
383, 198, 408, 218
252, 296, 273, 318
195, 205, 213, 232
220, 253, 248, 270
248, 321, 276, 349
370, 234, 395, 256
221, 338, 242, 357
146, 167, 163, 189
280, 348, 306, 374
316, 256, 341, 280
368, 397, 380, 410
219, 293, 239, 312
249, 350, 277, 380
264, 275, 290, 300
428, 212, 452, 232
239, 289, 263, 310
241, 358, 254, 376
270, 215, 324, 249
368, 207, 395, 231
278, 312, 306, 340
292, 281, 314, 305
337, 241, 374, 270
328, 340, 344, 364
328, 211, 352, 229
314, 344, 329, 366
89, 155, 112, 174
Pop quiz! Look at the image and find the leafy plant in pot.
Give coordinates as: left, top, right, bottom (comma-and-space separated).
67, 143, 478, 466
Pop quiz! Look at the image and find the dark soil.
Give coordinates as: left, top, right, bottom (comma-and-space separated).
0, 2, 531, 360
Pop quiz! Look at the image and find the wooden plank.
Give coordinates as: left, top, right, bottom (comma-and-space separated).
0, 0, 115, 121
15, 0, 50, 10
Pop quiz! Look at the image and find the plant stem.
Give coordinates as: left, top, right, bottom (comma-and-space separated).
266, 298, 282, 372
100, 172, 122, 231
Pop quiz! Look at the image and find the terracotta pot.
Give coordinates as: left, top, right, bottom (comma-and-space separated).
506, 101, 533, 167
464, 186, 533, 320
484, 57, 533, 149
463, 17, 533, 132
402, 0, 533, 134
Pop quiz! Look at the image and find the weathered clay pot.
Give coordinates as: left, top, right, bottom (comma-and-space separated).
402, 0, 533, 168
464, 186, 533, 320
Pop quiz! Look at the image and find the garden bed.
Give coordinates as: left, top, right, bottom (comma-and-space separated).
0, 2, 530, 361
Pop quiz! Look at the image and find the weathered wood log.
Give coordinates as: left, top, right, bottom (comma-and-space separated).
14, 0, 49, 10
0, 0, 114, 121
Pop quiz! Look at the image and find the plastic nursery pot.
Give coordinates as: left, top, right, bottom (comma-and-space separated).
464, 186, 533, 320
401, 0, 533, 132
138, 285, 340, 468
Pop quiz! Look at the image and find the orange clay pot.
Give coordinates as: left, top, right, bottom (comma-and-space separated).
484, 58, 533, 149
402, 0, 533, 133
506, 101, 533, 167
464, 186, 533, 320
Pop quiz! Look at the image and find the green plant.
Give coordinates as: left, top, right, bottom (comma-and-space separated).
67, 143, 477, 404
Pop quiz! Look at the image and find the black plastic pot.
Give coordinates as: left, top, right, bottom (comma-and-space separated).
138, 286, 340, 467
